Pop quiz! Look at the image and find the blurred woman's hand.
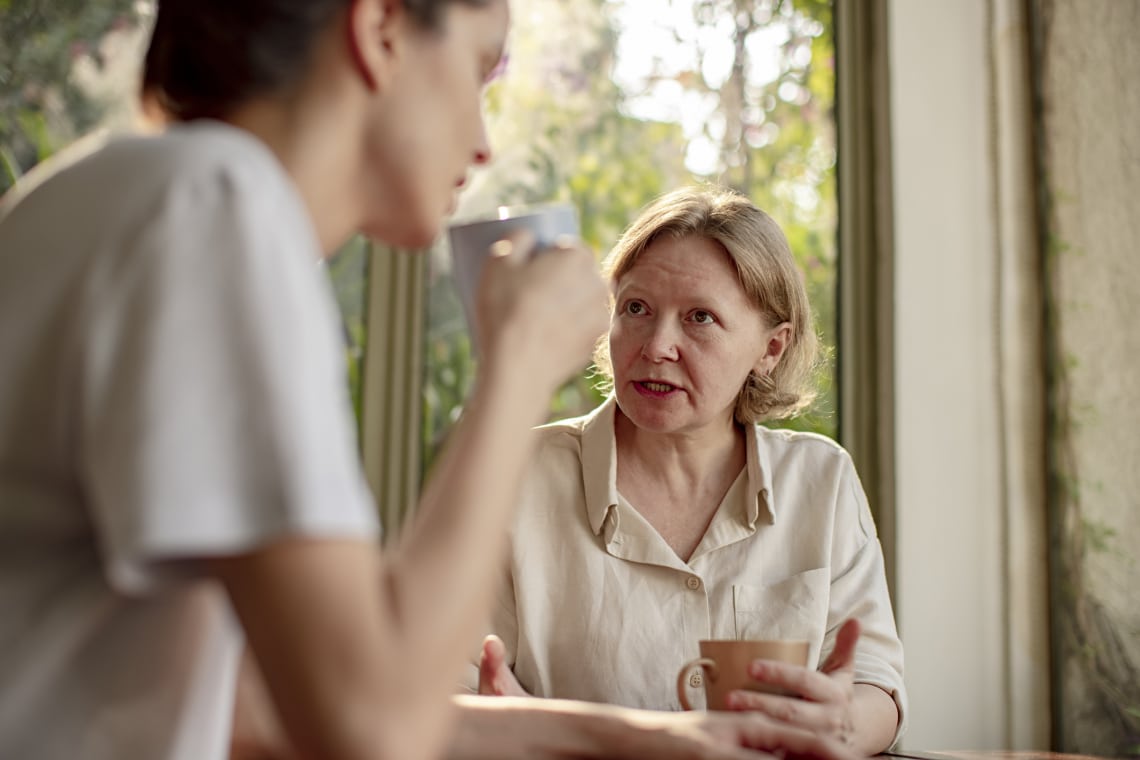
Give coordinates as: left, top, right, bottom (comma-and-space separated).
475, 230, 608, 396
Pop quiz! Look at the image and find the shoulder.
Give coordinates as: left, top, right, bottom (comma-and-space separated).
529, 411, 593, 466
753, 425, 853, 472
49, 122, 276, 185
112, 122, 280, 179
522, 403, 614, 486
534, 410, 591, 439
108, 123, 294, 211
3, 123, 300, 244
532, 397, 618, 453
111, 125, 316, 271
754, 425, 876, 538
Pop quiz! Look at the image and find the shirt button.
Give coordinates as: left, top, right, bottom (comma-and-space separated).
689, 672, 703, 687
685, 575, 701, 590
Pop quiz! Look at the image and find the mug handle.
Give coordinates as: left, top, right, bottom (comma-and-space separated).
676, 657, 718, 711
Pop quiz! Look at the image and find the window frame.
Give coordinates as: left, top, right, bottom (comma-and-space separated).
835, 0, 897, 594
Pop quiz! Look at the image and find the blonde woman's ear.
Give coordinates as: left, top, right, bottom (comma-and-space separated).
766, 319, 793, 371
755, 321, 793, 377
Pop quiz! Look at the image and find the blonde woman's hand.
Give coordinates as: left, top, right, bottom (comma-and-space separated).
663, 710, 860, 760
477, 635, 530, 697
725, 619, 861, 749
474, 230, 608, 396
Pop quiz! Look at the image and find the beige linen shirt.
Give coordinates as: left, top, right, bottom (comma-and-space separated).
468, 396, 906, 739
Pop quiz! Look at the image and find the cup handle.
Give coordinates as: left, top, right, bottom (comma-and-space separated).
676, 657, 718, 711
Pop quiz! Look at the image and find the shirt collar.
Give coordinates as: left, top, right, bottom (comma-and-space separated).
745, 421, 778, 526
580, 396, 620, 535
580, 397, 777, 534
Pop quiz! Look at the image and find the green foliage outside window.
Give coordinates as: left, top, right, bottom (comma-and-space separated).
0, 0, 145, 193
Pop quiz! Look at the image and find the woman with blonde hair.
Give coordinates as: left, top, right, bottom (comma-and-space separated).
474, 185, 907, 755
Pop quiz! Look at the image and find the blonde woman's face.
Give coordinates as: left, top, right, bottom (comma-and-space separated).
608, 234, 772, 439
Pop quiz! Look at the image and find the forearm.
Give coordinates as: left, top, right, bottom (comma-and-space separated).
849, 683, 899, 756
214, 245, 607, 760
377, 354, 556, 714
445, 695, 672, 760
446, 696, 599, 760
229, 648, 295, 760
447, 695, 859, 760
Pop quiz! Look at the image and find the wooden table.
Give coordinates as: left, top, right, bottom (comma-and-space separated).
882, 750, 1110, 760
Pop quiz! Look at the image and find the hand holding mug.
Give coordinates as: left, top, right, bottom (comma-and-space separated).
676, 638, 811, 711
725, 618, 861, 749
448, 204, 608, 394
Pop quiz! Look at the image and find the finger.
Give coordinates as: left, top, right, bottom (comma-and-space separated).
482, 634, 507, 666
820, 618, 860, 675
478, 635, 530, 697
524, 235, 594, 272
477, 635, 508, 696
731, 713, 859, 760
523, 243, 609, 331
726, 690, 838, 733
532, 232, 580, 256
636, 714, 782, 760
746, 661, 845, 704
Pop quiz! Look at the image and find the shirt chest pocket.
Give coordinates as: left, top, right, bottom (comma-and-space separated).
732, 568, 830, 667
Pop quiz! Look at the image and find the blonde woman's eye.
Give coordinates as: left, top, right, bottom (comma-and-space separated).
625, 300, 646, 315
691, 310, 715, 324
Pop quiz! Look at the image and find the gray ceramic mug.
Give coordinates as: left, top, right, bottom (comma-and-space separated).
446, 202, 579, 350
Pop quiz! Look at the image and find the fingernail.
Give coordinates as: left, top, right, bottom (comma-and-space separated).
489, 239, 513, 258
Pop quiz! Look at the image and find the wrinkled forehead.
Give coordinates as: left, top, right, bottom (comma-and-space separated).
612, 230, 735, 282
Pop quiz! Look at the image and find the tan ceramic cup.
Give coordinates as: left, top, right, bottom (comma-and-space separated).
676, 639, 810, 710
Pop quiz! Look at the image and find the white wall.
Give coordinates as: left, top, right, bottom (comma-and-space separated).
889, 0, 1011, 748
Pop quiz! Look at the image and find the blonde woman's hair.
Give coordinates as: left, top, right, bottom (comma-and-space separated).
593, 185, 820, 424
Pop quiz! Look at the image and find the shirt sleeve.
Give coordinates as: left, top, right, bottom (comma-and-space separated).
79, 156, 379, 594
822, 453, 909, 746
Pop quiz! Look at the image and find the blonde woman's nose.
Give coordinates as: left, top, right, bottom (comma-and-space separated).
640, 318, 680, 362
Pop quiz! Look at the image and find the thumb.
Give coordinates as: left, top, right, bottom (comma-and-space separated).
820, 618, 861, 675
478, 635, 509, 696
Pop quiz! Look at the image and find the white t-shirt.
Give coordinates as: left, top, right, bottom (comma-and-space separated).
0, 122, 379, 759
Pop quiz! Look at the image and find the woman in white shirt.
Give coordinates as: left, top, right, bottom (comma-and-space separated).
0, 2, 855, 760
474, 186, 907, 755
